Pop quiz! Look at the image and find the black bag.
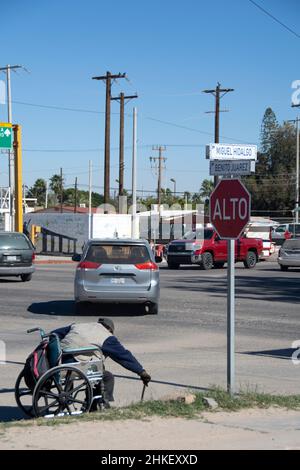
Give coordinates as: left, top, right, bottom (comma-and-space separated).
23, 339, 50, 391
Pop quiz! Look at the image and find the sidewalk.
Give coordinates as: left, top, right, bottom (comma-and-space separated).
1, 407, 300, 449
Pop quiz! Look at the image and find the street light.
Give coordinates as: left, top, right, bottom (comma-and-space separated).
170, 178, 176, 198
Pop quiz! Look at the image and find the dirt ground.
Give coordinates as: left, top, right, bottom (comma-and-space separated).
1, 407, 300, 450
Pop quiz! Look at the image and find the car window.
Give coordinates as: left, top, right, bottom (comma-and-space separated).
85, 244, 150, 264
0, 234, 32, 250
283, 239, 300, 249
288, 224, 300, 235
275, 226, 286, 233
183, 229, 213, 240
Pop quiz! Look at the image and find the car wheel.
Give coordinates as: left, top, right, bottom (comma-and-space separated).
200, 252, 214, 270
280, 265, 288, 271
214, 262, 225, 269
145, 303, 158, 315
243, 251, 257, 269
167, 262, 180, 269
21, 273, 32, 282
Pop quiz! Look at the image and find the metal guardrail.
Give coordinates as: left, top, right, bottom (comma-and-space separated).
40, 227, 77, 255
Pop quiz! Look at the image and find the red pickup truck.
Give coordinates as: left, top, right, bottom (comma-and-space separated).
166, 228, 263, 270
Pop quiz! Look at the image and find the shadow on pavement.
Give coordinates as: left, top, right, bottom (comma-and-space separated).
0, 406, 28, 422
169, 273, 300, 304
240, 348, 296, 361
27, 300, 148, 317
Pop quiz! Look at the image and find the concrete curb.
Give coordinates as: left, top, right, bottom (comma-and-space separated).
34, 259, 75, 265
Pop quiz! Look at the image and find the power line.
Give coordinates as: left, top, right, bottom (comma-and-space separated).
12, 99, 257, 145
248, 0, 300, 39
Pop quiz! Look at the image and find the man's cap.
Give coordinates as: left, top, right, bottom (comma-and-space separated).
98, 317, 115, 334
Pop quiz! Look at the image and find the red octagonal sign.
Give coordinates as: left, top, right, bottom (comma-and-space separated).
210, 179, 251, 239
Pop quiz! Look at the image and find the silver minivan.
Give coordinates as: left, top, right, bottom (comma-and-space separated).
0, 232, 35, 281
73, 239, 160, 314
277, 239, 300, 271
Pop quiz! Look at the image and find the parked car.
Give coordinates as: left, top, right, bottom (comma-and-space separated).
277, 239, 300, 271
271, 223, 300, 245
166, 228, 263, 270
73, 239, 160, 314
0, 232, 35, 281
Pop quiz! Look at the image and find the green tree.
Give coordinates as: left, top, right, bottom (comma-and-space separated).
28, 178, 47, 206
260, 107, 278, 155
50, 174, 64, 202
199, 179, 214, 199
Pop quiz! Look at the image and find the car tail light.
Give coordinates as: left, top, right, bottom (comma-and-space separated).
32, 252, 36, 262
135, 261, 158, 271
77, 261, 101, 269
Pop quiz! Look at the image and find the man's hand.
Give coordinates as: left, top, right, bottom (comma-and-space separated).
140, 370, 151, 386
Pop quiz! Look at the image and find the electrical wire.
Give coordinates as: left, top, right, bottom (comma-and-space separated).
248, 0, 300, 39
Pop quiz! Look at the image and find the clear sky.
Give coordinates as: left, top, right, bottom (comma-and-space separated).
0, 0, 300, 197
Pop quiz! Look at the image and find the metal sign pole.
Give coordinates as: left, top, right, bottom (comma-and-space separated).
227, 238, 235, 395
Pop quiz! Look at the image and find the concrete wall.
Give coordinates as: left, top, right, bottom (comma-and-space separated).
24, 213, 132, 252
24, 213, 89, 250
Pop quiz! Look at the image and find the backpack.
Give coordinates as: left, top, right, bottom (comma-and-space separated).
23, 339, 50, 391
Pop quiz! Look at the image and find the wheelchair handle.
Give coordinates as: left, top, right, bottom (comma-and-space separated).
27, 327, 46, 337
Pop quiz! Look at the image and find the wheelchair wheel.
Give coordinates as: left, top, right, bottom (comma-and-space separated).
32, 365, 93, 418
15, 370, 35, 417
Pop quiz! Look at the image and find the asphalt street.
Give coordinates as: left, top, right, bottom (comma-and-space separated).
0, 260, 300, 422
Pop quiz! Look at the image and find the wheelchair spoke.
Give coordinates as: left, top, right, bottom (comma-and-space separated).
67, 397, 86, 406
39, 390, 59, 399
64, 370, 73, 391
53, 376, 63, 393
38, 399, 59, 414
71, 382, 87, 394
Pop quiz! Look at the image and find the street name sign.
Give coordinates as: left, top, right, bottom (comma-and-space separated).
209, 179, 251, 240
206, 143, 257, 160
0, 123, 12, 150
210, 159, 255, 176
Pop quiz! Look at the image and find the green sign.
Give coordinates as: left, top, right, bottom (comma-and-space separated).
0, 123, 12, 149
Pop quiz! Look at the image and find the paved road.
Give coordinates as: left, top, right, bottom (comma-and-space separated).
0, 261, 299, 421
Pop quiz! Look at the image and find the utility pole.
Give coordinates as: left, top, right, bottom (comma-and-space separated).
92, 71, 126, 203
45, 181, 49, 209
74, 177, 78, 213
150, 146, 167, 207
132, 107, 138, 238
288, 114, 300, 224
0, 64, 26, 230
88, 160, 92, 239
203, 83, 234, 186
111, 92, 138, 197
60, 167, 63, 213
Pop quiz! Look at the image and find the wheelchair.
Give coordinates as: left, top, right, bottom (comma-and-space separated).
15, 327, 106, 418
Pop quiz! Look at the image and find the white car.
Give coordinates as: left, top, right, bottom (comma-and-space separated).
277, 239, 300, 271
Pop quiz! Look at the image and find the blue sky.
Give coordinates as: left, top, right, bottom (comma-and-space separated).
0, 0, 300, 196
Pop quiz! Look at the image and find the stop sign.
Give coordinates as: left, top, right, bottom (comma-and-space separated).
209, 179, 251, 239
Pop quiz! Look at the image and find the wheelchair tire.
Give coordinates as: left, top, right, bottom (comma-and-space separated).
15, 369, 35, 418
32, 365, 93, 418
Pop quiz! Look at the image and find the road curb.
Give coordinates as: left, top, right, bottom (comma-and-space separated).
34, 260, 75, 265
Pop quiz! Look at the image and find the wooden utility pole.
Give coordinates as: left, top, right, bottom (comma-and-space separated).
111, 92, 138, 197
203, 83, 234, 186
60, 167, 63, 213
92, 72, 126, 203
150, 146, 167, 206
74, 177, 78, 213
